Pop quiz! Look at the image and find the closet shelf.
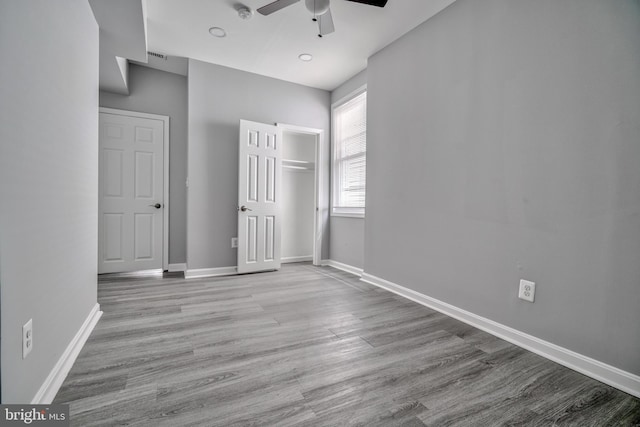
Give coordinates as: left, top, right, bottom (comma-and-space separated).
283, 159, 315, 171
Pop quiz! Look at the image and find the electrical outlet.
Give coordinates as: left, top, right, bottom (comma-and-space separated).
518, 279, 535, 303
23, 319, 33, 359
231, 237, 238, 248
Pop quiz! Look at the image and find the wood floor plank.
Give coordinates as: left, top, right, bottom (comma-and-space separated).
54, 263, 640, 426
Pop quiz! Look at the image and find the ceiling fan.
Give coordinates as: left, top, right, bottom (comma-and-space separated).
257, 0, 389, 37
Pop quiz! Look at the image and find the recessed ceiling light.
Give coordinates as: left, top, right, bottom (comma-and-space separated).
209, 27, 226, 38
298, 53, 313, 62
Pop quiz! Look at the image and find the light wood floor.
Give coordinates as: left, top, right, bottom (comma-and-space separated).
55, 263, 640, 426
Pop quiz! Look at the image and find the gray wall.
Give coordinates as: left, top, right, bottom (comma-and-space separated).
329, 70, 367, 268
187, 60, 331, 270
100, 64, 188, 265
365, 0, 640, 375
0, 0, 99, 402
329, 218, 365, 269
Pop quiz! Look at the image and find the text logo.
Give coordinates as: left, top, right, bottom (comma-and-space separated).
1, 405, 69, 426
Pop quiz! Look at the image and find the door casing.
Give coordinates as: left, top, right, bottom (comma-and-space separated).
277, 123, 325, 266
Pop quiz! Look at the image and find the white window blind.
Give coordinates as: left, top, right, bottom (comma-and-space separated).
333, 90, 366, 216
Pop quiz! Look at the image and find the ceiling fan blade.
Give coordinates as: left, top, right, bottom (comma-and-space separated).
345, 0, 388, 7
257, 0, 300, 16
318, 7, 335, 36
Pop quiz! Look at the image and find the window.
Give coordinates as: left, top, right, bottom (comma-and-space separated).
332, 89, 367, 217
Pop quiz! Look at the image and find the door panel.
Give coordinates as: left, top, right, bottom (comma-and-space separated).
134, 151, 155, 198
99, 112, 164, 273
247, 155, 258, 202
246, 216, 258, 263
104, 149, 124, 197
103, 214, 124, 261
265, 156, 276, 202
237, 120, 282, 274
134, 213, 154, 260
264, 216, 275, 261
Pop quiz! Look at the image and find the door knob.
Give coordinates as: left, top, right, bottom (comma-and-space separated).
149, 203, 162, 209
239, 205, 252, 212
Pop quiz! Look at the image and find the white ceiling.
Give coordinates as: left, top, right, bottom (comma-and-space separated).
145, 0, 456, 91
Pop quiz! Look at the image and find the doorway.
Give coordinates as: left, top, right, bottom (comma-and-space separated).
278, 124, 324, 266
281, 131, 315, 264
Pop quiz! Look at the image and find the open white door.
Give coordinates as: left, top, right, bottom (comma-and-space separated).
237, 120, 282, 274
98, 112, 165, 273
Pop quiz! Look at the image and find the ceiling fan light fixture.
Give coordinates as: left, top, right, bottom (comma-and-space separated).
304, 0, 330, 16
209, 27, 227, 37
237, 7, 253, 20
298, 53, 313, 62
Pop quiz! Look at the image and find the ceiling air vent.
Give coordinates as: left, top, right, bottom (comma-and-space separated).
147, 51, 168, 60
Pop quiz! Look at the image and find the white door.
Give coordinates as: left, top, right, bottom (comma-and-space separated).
237, 120, 282, 274
99, 112, 164, 273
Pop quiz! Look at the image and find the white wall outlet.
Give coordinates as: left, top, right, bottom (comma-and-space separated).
23, 319, 33, 359
231, 237, 238, 248
518, 279, 536, 303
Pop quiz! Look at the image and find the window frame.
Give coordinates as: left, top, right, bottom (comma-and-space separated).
331, 86, 367, 218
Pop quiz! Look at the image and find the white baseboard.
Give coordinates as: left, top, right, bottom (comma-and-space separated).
321, 259, 364, 277
167, 263, 186, 272
32, 303, 103, 404
282, 256, 313, 264
361, 272, 640, 399
185, 266, 237, 279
